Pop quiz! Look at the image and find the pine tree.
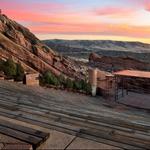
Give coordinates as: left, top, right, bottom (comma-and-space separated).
3, 59, 16, 78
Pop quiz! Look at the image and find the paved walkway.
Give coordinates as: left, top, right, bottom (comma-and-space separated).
118, 92, 150, 110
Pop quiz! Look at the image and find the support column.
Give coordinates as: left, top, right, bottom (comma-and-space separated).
126, 77, 129, 95
122, 77, 124, 97
115, 76, 118, 101
91, 85, 97, 96
89, 68, 97, 96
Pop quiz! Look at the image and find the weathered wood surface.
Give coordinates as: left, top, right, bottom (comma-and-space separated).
0, 120, 49, 139
0, 80, 150, 149
0, 119, 49, 149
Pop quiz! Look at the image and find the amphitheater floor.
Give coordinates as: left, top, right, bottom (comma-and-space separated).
0, 80, 149, 149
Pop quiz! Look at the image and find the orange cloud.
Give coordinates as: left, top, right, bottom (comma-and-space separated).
1, 0, 150, 42
3, 7, 88, 25
27, 22, 150, 39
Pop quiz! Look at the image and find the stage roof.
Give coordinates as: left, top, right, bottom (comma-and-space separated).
114, 70, 150, 79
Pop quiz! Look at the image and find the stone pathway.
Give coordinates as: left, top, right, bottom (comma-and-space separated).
118, 92, 150, 110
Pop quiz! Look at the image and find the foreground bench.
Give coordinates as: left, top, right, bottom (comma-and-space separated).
0, 119, 49, 150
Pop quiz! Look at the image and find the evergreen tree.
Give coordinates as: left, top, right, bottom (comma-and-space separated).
3, 59, 16, 78
15, 63, 24, 81
43, 71, 60, 86
65, 78, 74, 89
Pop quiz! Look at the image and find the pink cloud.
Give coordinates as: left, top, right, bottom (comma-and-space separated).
93, 7, 136, 17
127, 0, 150, 12
144, 1, 150, 11
27, 22, 150, 39
2, 9, 86, 25
0, 0, 65, 14
1, 0, 150, 40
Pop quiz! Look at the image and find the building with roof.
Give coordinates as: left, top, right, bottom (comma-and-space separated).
114, 70, 150, 100
89, 68, 150, 109
89, 68, 115, 97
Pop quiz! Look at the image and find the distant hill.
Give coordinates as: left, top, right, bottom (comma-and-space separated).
43, 39, 150, 63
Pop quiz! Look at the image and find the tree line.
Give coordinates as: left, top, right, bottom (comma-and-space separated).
41, 71, 91, 94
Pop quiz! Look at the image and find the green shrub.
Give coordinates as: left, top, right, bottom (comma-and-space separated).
58, 74, 66, 85
73, 80, 82, 90
0, 60, 4, 71
43, 71, 60, 86
42, 71, 91, 94
15, 63, 24, 81
72, 79, 91, 93
3, 59, 17, 78
80, 80, 86, 90
84, 82, 92, 94
53, 77, 60, 86
43, 71, 52, 84
80, 80, 91, 93
64, 78, 74, 89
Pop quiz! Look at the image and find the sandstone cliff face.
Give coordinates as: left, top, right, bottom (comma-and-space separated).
0, 14, 86, 79
89, 53, 150, 72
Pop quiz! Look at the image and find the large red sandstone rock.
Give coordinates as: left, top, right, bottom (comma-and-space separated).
89, 52, 150, 72
0, 14, 86, 79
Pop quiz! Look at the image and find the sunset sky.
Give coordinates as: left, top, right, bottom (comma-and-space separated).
1, 0, 150, 43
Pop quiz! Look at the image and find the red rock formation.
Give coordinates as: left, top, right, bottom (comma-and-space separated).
89, 52, 150, 72
0, 14, 86, 79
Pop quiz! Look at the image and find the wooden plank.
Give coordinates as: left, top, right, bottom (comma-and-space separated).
16, 116, 142, 150
15, 106, 150, 141
0, 119, 49, 140
0, 105, 81, 134
0, 97, 149, 138
19, 104, 150, 136
19, 113, 81, 133
0, 90, 149, 131
2, 103, 149, 142
0, 94, 150, 150
0, 99, 149, 139
16, 116, 80, 136
79, 132, 141, 150
0, 107, 147, 150
0, 125, 42, 149
0, 105, 148, 150
0, 108, 80, 136
60, 117, 150, 141
80, 129, 150, 149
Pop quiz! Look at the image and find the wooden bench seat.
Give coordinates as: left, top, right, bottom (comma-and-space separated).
0, 119, 49, 150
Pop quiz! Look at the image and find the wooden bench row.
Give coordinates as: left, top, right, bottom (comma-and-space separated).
0, 119, 49, 150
